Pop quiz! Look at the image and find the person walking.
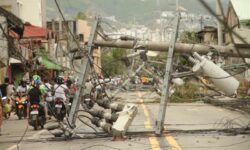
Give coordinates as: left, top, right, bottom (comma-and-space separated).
0, 90, 3, 136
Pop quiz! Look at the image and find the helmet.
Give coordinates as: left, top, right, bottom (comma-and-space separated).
34, 79, 41, 85
32, 75, 41, 81
55, 76, 64, 84
32, 75, 41, 87
20, 80, 26, 87
66, 79, 72, 86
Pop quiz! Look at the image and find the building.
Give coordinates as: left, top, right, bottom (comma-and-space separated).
225, 0, 250, 45
47, 19, 102, 75
0, 0, 46, 27
197, 26, 218, 45
225, 0, 250, 80
0, 6, 24, 83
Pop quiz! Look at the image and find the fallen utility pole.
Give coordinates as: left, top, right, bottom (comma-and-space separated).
94, 41, 250, 58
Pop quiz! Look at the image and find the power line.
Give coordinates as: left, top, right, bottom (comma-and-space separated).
54, 0, 82, 52
16, 125, 29, 150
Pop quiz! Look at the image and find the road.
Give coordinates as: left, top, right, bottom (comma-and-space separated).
1, 91, 250, 150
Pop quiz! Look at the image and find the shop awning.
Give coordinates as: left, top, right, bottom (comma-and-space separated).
39, 57, 61, 70
9, 58, 21, 64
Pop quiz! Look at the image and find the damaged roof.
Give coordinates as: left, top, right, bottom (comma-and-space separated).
22, 23, 48, 39
10, 23, 49, 39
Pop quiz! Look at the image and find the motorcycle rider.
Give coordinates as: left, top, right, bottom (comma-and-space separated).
66, 79, 76, 104
16, 80, 28, 95
54, 76, 68, 106
44, 78, 52, 102
43, 78, 53, 117
53, 76, 69, 120
16, 80, 28, 118
27, 75, 48, 119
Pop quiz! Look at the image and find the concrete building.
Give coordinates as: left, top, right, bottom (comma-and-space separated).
0, 6, 24, 83
225, 0, 250, 79
197, 26, 218, 45
0, 0, 46, 27
196, 0, 250, 46
225, 0, 250, 45
46, 19, 102, 75
0, 16, 8, 83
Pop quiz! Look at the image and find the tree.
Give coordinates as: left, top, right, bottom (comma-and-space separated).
101, 48, 127, 77
76, 12, 87, 20
179, 31, 199, 44
245, 20, 250, 28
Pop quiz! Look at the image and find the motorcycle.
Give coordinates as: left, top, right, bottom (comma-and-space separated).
1, 97, 12, 119
15, 95, 28, 119
45, 96, 54, 118
28, 103, 46, 130
54, 97, 66, 121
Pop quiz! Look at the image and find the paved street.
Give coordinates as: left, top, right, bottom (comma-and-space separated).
1, 91, 250, 150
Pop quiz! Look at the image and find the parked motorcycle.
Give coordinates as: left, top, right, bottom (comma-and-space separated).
54, 98, 66, 121
2, 97, 12, 119
15, 95, 28, 119
28, 103, 46, 130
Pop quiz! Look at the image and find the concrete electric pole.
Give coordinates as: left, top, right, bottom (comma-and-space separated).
216, 0, 223, 46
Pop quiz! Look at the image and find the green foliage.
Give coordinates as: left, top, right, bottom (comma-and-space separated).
170, 82, 201, 102
246, 20, 250, 28
149, 52, 167, 71
37, 48, 49, 58
76, 12, 87, 20
101, 48, 127, 77
180, 31, 199, 44
241, 19, 250, 28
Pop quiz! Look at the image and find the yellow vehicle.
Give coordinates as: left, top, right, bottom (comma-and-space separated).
140, 76, 149, 84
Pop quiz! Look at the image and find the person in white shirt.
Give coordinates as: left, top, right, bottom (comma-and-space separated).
43, 78, 52, 102
16, 80, 28, 96
54, 77, 68, 101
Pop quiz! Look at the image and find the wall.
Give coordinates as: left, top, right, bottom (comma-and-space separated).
76, 19, 101, 74
0, 0, 17, 15
76, 20, 91, 42
225, 2, 240, 44
0, 16, 8, 83
0, 0, 46, 27
18, 0, 43, 27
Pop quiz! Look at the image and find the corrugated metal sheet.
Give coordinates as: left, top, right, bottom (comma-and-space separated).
231, 0, 250, 20
10, 23, 48, 39
23, 23, 48, 38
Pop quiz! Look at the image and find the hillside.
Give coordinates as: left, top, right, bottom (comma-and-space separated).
47, 0, 229, 24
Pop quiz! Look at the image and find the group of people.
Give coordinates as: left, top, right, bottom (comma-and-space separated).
0, 75, 77, 135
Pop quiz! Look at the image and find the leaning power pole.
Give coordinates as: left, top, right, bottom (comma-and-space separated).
216, 0, 223, 46
155, 12, 180, 135
67, 17, 100, 132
